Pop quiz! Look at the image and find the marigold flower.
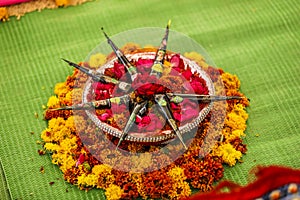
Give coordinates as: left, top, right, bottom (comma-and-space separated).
184, 52, 208, 68
168, 166, 187, 181
48, 117, 65, 131
47, 96, 60, 108
169, 180, 191, 199
225, 104, 248, 131
64, 91, 72, 105
113, 113, 127, 129
230, 137, 247, 154
73, 115, 87, 133
65, 116, 75, 132
77, 173, 98, 187
105, 184, 124, 200
55, 0, 70, 7
221, 72, 241, 90
71, 88, 83, 104
98, 174, 115, 189
44, 143, 61, 152
54, 82, 67, 96
121, 42, 140, 54
223, 129, 245, 142
89, 53, 107, 69
90, 164, 115, 189
59, 136, 78, 151
51, 152, 76, 173
213, 143, 242, 166
131, 173, 147, 199
41, 129, 53, 142
92, 164, 112, 176
0, 7, 8, 22
40, 46, 249, 199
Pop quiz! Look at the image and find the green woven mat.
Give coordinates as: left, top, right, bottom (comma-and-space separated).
0, 0, 299, 199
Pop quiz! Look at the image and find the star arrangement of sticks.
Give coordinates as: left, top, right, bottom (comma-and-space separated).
52, 21, 247, 150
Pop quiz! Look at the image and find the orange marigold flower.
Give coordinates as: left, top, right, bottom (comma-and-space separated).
221, 72, 241, 90
55, 0, 70, 7
142, 170, 174, 199
0, 7, 8, 22
40, 47, 249, 199
230, 137, 247, 154
121, 42, 141, 54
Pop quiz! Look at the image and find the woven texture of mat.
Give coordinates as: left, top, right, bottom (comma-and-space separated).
0, 0, 299, 199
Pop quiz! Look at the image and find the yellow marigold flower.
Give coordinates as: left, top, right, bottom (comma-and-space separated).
222, 129, 245, 141
214, 143, 242, 166
47, 96, 60, 108
65, 116, 76, 132
41, 128, 53, 142
91, 164, 115, 189
53, 127, 72, 142
77, 173, 87, 186
233, 104, 248, 120
89, 53, 107, 69
131, 173, 147, 199
55, 0, 70, 7
92, 164, 112, 176
105, 184, 124, 200
54, 82, 67, 96
225, 104, 248, 131
43, 118, 71, 142
184, 52, 206, 67
168, 166, 187, 182
44, 143, 61, 152
0, 7, 9, 22
169, 181, 191, 199
221, 72, 241, 90
168, 166, 191, 199
64, 91, 72, 105
51, 152, 76, 172
48, 117, 65, 133
77, 173, 98, 187
60, 136, 78, 151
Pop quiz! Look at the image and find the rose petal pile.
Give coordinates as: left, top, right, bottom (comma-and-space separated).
87, 51, 210, 135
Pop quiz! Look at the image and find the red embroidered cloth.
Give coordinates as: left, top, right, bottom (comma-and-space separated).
186, 166, 300, 200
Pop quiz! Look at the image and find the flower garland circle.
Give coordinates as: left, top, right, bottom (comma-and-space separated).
41, 41, 249, 199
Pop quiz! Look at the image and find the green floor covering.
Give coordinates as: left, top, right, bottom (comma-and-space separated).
0, 0, 299, 199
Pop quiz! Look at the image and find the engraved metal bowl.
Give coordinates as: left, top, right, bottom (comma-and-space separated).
82, 51, 215, 144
